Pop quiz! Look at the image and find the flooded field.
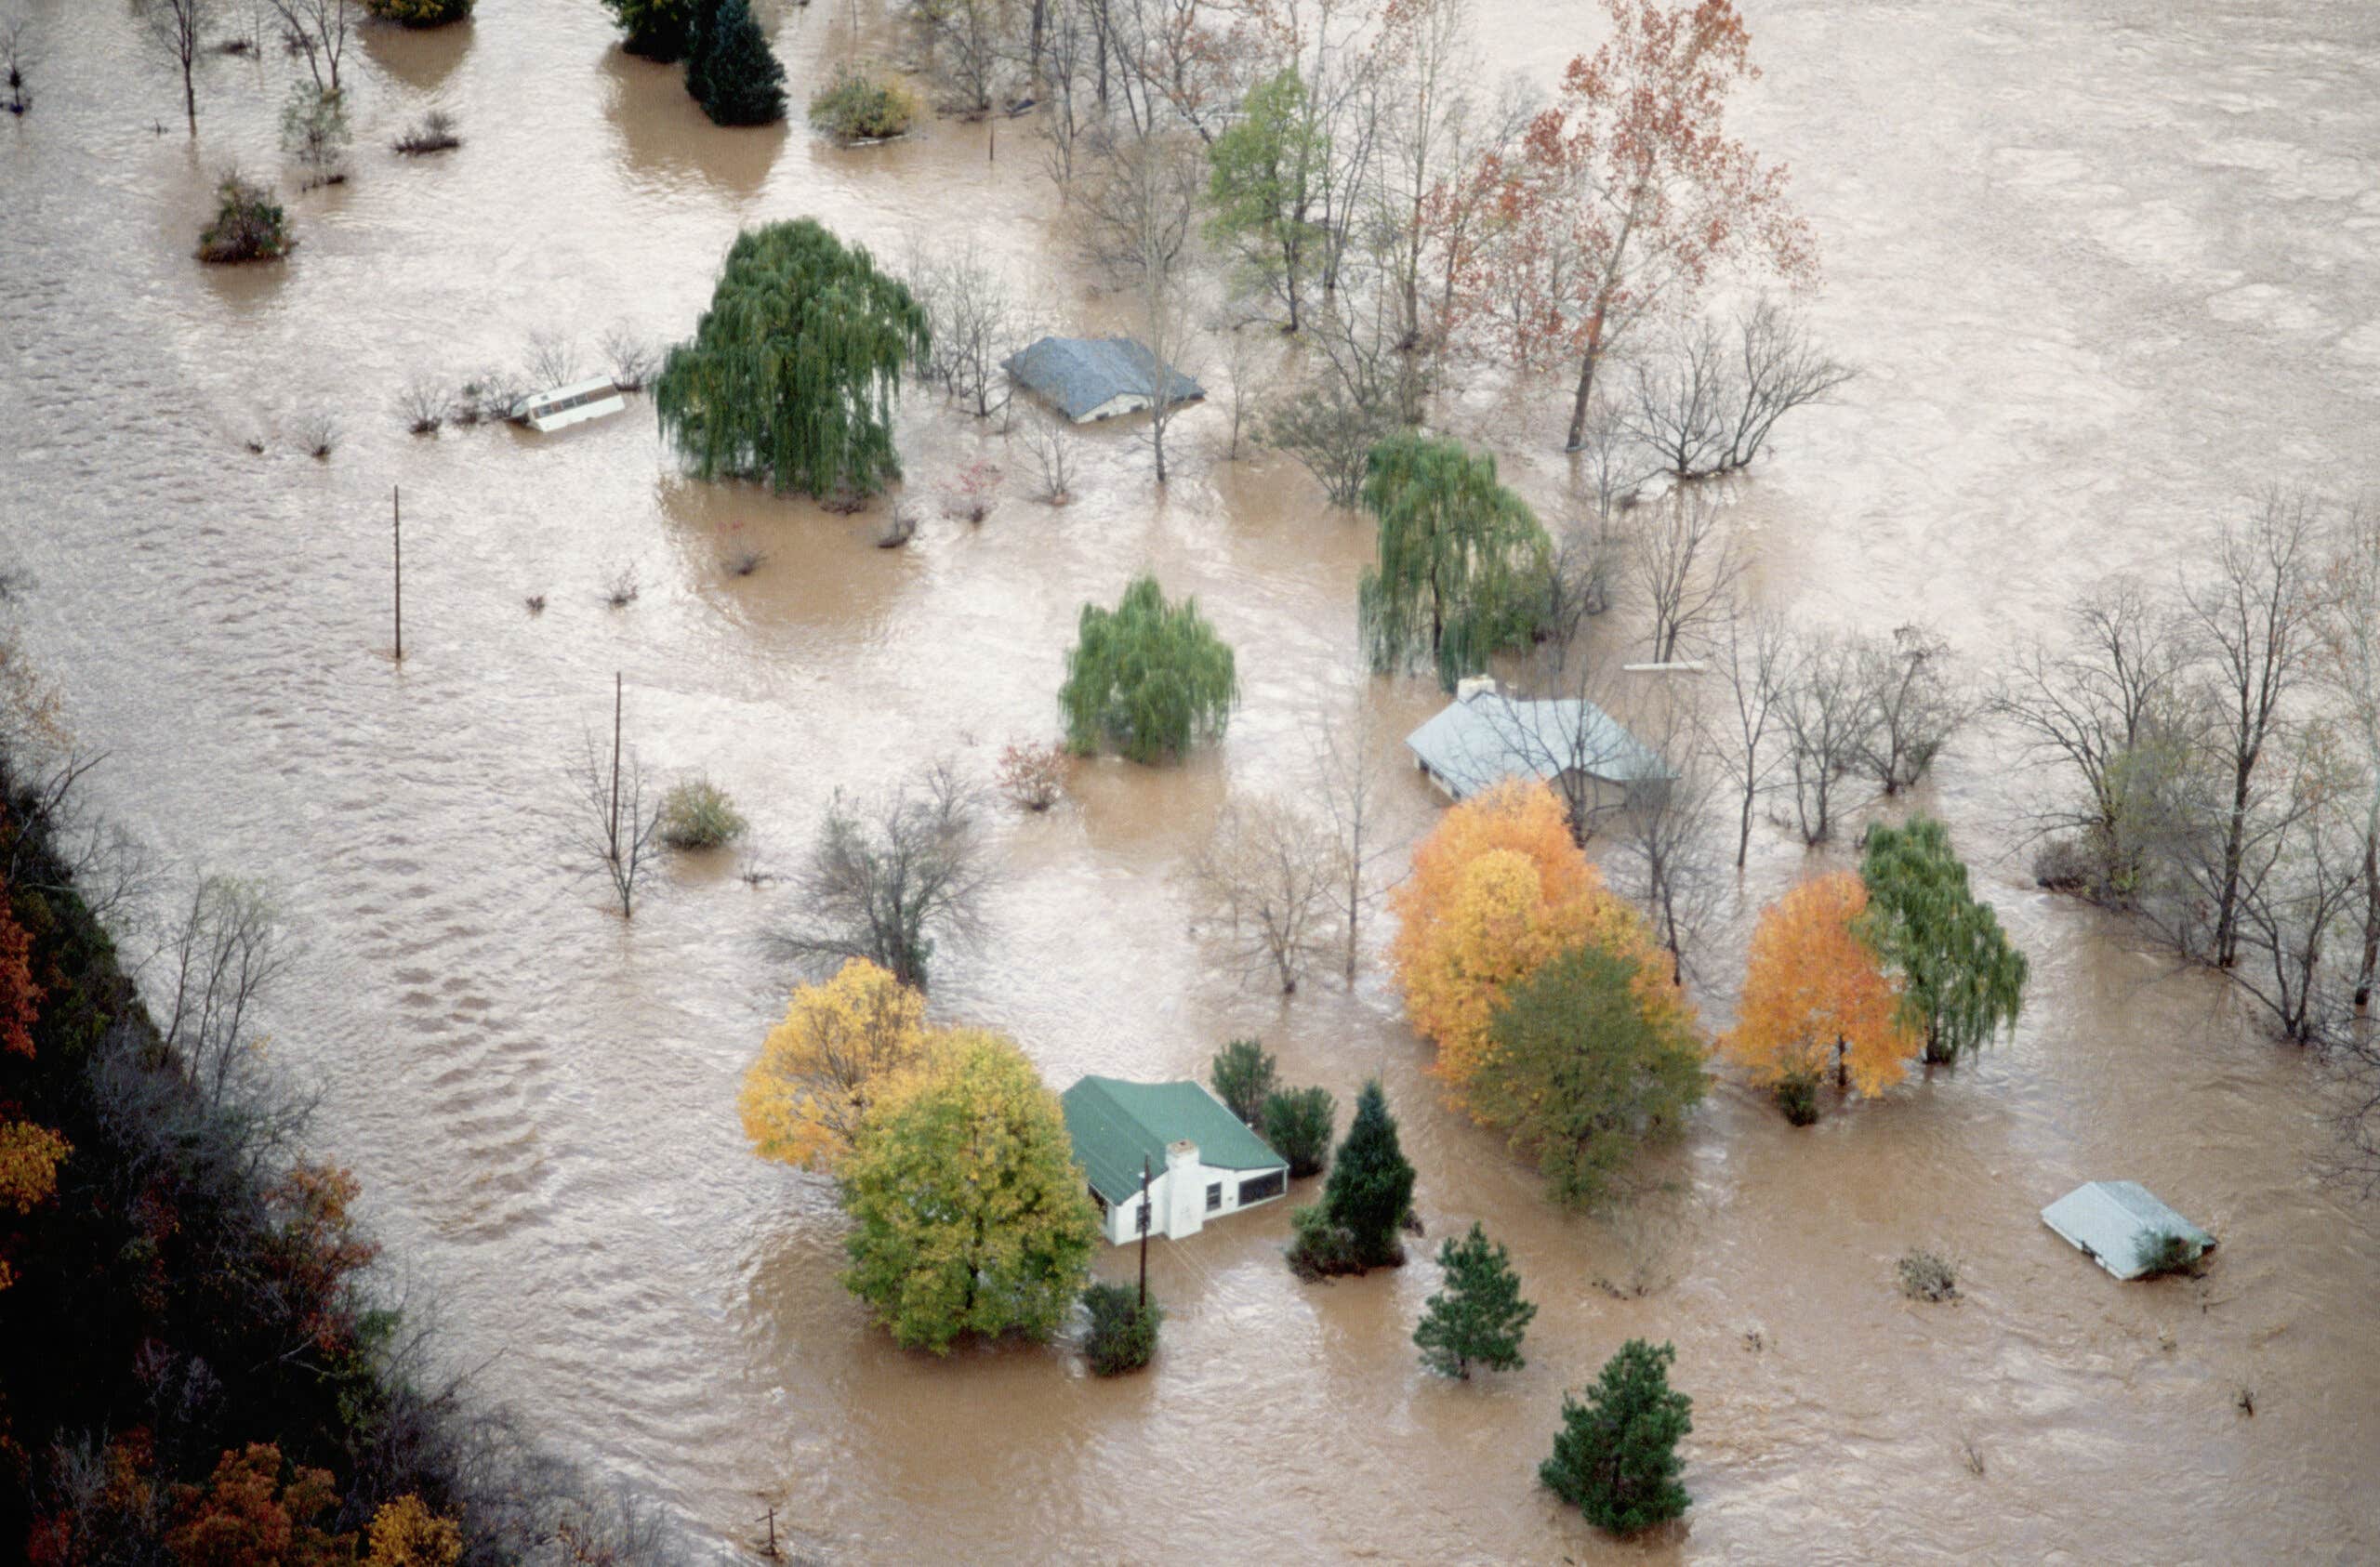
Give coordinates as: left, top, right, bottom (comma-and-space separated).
3, 0, 2377, 1560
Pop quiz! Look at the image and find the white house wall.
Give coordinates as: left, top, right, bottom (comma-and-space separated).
1095, 1161, 1287, 1245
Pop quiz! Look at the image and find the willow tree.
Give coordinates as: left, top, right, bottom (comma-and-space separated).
1858, 815, 2029, 1066
654, 219, 928, 501
1357, 433, 1552, 691
1059, 575, 1237, 763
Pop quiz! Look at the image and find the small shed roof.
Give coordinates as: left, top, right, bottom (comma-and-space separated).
1405, 690, 1669, 799
2041, 1180, 2215, 1280
1061, 1076, 1285, 1205
1001, 336, 1205, 421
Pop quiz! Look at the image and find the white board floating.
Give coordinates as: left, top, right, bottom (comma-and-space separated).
2042, 1180, 2215, 1280
522, 376, 626, 433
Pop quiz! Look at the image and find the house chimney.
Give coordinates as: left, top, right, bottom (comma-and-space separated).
1456, 674, 1500, 702
1166, 1139, 1204, 1238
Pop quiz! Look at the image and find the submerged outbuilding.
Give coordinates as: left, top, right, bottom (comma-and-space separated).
1002, 336, 1205, 424
2041, 1180, 2215, 1280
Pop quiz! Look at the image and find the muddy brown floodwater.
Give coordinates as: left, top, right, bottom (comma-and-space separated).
6, 0, 2379, 1560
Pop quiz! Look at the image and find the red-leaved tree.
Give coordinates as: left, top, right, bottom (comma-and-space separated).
1443, 0, 1818, 450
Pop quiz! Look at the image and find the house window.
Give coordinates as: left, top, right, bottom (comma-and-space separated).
1237, 1170, 1285, 1205
1206, 1181, 1223, 1212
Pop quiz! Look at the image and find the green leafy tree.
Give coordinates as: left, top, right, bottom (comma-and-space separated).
1357, 433, 1552, 691
1540, 1339, 1693, 1534
654, 218, 928, 501
1474, 944, 1706, 1210
1081, 1281, 1162, 1375
1261, 1086, 1334, 1178
1059, 575, 1238, 763
364, 0, 472, 24
1413, 1222, 1536, 1378
602, 0, 699, 60
1322, 1078, 1415, 1267
1209, 1037, 1276, 1125
687, 0, 786, 126
839, 1029, 1099, 1353
1858, 815, 2029, 1065
1205, 68, 1328, 332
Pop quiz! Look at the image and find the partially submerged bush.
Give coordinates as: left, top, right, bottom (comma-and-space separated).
1081, 1282, 1160, 1376
399, 376, 450, 435
1262, 1086, 1334, 1179
1897, 1249, 1958, 1303
364, 0, 473, 25
392, 109, 461, 154
2133, 1228, 2202, 1280
1284, 1204, 1367, 1281
996, 739, 1068, 812
807, 62, 919, 143
660, 777, 747, 849
1774, 1072, 1818, 1126
195, 171, 293, 264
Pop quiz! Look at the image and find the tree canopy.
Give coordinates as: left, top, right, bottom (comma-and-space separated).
1718, 872, 1919, 1114
1059, 575, 1238, 763
737, 959, 932, 1174
1205, 68, 1328, 331
1262, 1086, 1334, 1179
602, 0, 699, 61
654, 218, 929, 501
1413, 1222, 1536, 1378
1540, 1338, 1693, 1534
687, 0, 787, 126
1358, 433, 1551, 690
1210, 1037, 1276, 1126
1317, 1079, 1415, 1269
1858, 815, 2029, 1065
838, 1030, 1099, 1353
1474, 943, 1705, 1210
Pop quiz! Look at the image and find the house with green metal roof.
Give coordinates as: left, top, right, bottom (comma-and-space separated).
1061, 1076, 1290, 1245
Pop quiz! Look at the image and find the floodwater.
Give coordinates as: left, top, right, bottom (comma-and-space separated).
5, 0, 2378, 1560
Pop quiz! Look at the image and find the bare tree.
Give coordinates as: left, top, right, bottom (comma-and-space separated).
523, 331, 584, 390
141, 0, 216, 135
1774, 632, 1876, 846
1068, 127, 1202, 285
1210, 308, 1275, 461
2226, 734, 2363, 1045
1571, 390, 1651, 520
154, 875, 292, 1108
1996, 579, 2195, 891
2316, 501, 2380, 1009
2183, 489, 2330, 967
778, 761, 993, 992
267, 0, 349, 94
569, 731, 664, 919
1605, 692, 1721, 982
1854, 623, 1969, 794
1021, 415, 1076, 504
1627, 487, 1744, 664
1257, 300, 1403, 507
1719, 297, 1855, 470
1537, 515, 1621, 677
1308, 696, 1413, 985
3, 12, 33, 115
911, 0, 1020, 117
1186, 797, 1337, 994
1702, 596, 1791, 869
907, 234, 1032, 421
600, 323, 657, 392
1474, 654, 1652, 848
1624, 317, 1731, 480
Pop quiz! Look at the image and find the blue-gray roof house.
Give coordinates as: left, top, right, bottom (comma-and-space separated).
1002, 336, 1206, 424
1405, 683, 1670, 812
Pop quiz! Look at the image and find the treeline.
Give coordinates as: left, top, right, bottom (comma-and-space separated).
0, 741, 676, 1562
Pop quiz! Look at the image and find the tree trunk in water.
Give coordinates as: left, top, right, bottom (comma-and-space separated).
183, 70, 196, 135
2358, 830, 2378, 1010
2215, 757, 2252, 967
1736, 787, 1754, 870
1562, 324, 1606, 451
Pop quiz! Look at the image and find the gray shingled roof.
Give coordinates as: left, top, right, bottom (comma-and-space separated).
1001, 336, 1205, 420
1405, 691, 1669, 799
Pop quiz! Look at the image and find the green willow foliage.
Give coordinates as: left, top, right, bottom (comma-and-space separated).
1357, 433, 1552, 691
1858, 815, 2030, 1065
1059, 575, 1238, 763
654, 218, 929, 500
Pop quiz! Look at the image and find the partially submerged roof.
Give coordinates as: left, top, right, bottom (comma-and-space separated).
1001, 336, 1204, 421
1405, 690, 1670, 799
2042, 1180, 2215, 1281
1061, 1076, 1285, 1205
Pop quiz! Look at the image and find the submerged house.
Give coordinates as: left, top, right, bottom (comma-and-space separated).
1060, 1076, 1290, 1246
1002, 336, 1205, 424
1405, 678, 1670, 819
2041, 1180, 2215, 1280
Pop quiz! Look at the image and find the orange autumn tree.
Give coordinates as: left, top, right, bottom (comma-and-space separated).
1718, 872, 1920, 1123
1391, 780, 1692, 1107
0, 894, 65, 1293
739, 958, 933, 1174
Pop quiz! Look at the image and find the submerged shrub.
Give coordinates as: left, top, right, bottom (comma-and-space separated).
807, 62, 919, 143
392, 110, 461, 154
1262, 1086, 1334, 1179
364, 0, 474, 25
1283, 1203, 1365, 1281
1897, 1249, 1958, 1303
659, 777, 748, 849
2133, 1228, 2201, 1279
1081, 1282, 1161, 1376
195, 172, 293, 264
1774, 1072, 1818, 1126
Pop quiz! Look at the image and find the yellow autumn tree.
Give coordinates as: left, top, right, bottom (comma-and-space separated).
365, 1495, 464, 1567
1719, 872, 1921, 1122
1391, 780, 1692, 1108
739, 959, 932, 1173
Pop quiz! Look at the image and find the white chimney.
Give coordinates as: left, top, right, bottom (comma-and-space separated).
1456, 674, 1500, 702
1166, 1139, 1204, 1238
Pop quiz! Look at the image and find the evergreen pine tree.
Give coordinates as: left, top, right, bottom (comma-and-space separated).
1413, 1222, 1535, 1378
1540, 1339, 1693, 1534
1322, 1078, 1415, 1268
688, 0, 786, 127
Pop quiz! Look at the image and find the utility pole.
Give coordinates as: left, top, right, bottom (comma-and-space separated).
391, 485, 403, 661
1137, 1156, 1152, 1307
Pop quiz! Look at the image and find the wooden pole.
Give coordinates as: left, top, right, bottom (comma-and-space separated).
988, 116, 996, 164
608, 672, 623, 864
391, 486, 403, 661
1137, 1157, 1151, 1308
